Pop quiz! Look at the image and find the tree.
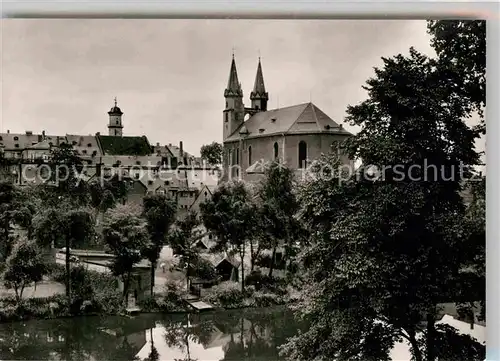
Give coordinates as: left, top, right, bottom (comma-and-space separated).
33, 143, 93, 300
39, 143, 90, 207
168, 210, 202, 292
33, 204, 95, 301
0, 182, 39, 259
256, 161, 299, 277
427, 20, 486, 132
89, 175, 129, 213
200, 181, 256, 292
102, 204, 150, 303
200, 142, 223, 166
455, 175, 485, 323
142, 193, 177, 296
1, 237, 47, 302
281, 47, 484, 361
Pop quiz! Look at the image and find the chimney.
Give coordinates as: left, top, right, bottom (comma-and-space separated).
156, 142, 160, 147
179, 141, 184, 157
42, 130, 46, 139
7, 130, 10, 134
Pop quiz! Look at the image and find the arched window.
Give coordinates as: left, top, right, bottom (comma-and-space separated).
248, 145, 252, 165
273, 142, 279, 160
298, 141, 307, 168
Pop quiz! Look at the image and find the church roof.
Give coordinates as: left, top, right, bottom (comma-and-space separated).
97, 135, 152, 156
225, 102, 350, 142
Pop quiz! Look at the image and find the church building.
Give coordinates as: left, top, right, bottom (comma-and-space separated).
222, 55, 353, 182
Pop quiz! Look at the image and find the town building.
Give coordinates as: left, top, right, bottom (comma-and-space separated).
0, 100, 218, 213
221, 55, 354, 182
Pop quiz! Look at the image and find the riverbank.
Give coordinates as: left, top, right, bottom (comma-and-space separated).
0, 283, 298, 323
0, 295, 294, 323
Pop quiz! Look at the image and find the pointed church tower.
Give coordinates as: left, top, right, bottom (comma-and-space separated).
223, 54, 245, 141
250, 57, 268, 112
108, 97, 123, 137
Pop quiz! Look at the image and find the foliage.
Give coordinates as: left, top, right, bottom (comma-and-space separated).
142, 193, 177, 295
245, 270, 287, 295
138, 285, 186, 313
200, 181, 257, 292
89, 175, 130, 212
427, 20, 486, 132
0, 294, 70, 322
455, 175, 485, 321
168, 210, 202, 290
190, 256, 218, 282
1, 237, 48, 302
281, 44, 484, 361
49, 263, 118, 297
252, 291, 283, 308
32, 204, 95, 300
38, 143, 90, 207
0, 182, 40, 258
205, 281, 245, 308
200, 141, 223, 165
255, 162, 300, 277
102, 204, 150, 301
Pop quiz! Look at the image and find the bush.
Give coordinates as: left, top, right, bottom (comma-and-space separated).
252, 291, 283, 308
205, 281, 244, 308
160, 282, 187, 312
190, 257, 218, 281
244, 285, 256, 298
45, 263, 122, 315
245, 270, 288, 295
255, 253, 286, 270
138, 295, 160, 312
0, 294, 70, 322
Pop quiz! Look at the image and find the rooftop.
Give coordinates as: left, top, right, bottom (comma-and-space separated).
97, 135, 152, 156
225, 102, 351, 142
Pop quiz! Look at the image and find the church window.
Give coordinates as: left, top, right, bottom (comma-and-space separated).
225, 112, 228, 122
273, 142, 279, 160
115, 130, 118, 136
116, 120, 119, 125
248, 146, 252, 165
226, 101, 228, 108
298, 141, 307, 168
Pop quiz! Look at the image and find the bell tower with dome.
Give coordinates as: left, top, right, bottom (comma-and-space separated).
108, 97, 124, 137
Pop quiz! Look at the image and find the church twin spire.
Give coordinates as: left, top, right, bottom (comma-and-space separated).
224, 53, 268, 111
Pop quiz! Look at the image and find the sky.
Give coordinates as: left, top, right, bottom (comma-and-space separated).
0, 19, 484, 159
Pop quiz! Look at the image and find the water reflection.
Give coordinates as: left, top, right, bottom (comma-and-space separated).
0, 307, 302, 361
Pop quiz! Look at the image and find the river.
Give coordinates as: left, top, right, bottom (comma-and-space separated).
0, 307, 303, 361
